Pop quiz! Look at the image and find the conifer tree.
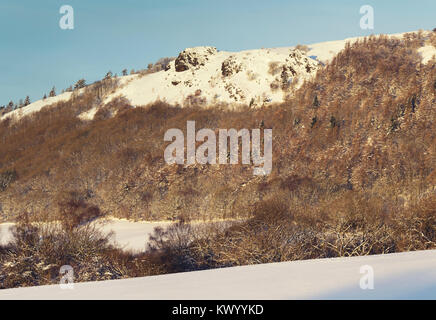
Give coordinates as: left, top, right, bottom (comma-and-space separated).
312, 95, 320, 108
74, 79, 86, 90
104, 71, 113, 80
49, 86, 56, 97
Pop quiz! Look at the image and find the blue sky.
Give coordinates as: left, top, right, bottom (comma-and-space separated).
1, 0, 435, 105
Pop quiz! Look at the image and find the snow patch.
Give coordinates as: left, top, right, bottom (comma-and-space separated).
418, 45, 436, 64
99, 218, 172, 252
78, 106, 99, 121
1, 92, 73, 121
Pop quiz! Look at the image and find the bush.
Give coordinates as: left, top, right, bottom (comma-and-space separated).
0, 170, 17, 191
55, 190, 104, 231
145, 193, 436, 273
295, 44, 309, 52
0, 212, 163, 289
268, 61, 282, 76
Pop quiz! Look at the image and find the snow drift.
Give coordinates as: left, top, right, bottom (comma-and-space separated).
0, 250, 435, 299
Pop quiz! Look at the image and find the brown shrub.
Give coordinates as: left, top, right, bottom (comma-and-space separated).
0, 213, 163, 289
268, 61, 282, 76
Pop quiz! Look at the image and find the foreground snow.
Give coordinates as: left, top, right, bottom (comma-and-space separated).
0, 250, 435, 299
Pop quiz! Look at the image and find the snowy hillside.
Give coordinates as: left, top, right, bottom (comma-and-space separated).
3, 30, 435, 122
0, 250, 435, 299
1, 92, 73, 121
102, 46, 319, 108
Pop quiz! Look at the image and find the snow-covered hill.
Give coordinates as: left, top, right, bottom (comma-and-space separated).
102, 46, 319, 108
0, 250, 435, 299
3, 31, 435, 122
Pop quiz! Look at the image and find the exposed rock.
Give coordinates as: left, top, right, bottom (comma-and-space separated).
281, 49, 319, 89
175, 47, 218, 72
221, 56, 244, 77
224, 83, 245, 101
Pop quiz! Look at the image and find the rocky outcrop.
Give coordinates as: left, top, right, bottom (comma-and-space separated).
221, 56, 244, 77
101, 44, 321, 109
175, 47, 218, 72
280, 49, 319, 89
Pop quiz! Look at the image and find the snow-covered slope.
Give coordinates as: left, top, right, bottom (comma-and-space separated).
103, 46, 319, 108
418, 45, 436, 64
1, 92, 73, 121
272, 32, 409, 63
99, 31, 435, 111
0, 250, 435, 299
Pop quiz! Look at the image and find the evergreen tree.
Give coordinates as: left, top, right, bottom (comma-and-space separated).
24, 96, 31, 106
74, 79, 86, 90
49, 86, 56, 97
330, 116, 337, 128
122, 69, 128, 76
104, 71, 113, 80
312, 95, 320, 108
